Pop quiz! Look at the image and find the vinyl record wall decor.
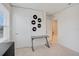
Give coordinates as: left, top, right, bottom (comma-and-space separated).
38, 18, 42, 22
32, 27, 37, 31
33, 15, 37, 19
31, 14, 42, 32
31, 20, 36, 25
38, 24, 41, 28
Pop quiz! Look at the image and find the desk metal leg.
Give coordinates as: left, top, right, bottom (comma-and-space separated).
32, 38, 34, 51
45, 37, 50, 48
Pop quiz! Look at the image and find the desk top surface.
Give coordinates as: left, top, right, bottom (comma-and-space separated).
0, 42, 13, 56
31, 35, 49, 38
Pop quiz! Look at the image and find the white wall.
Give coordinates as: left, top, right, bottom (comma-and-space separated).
55, 5, 79, 52
12, 7, 47, 47
0, 4, 11, 42
46, 15, 52, 36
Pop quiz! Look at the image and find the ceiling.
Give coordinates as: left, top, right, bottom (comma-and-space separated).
11, 3, 79, 15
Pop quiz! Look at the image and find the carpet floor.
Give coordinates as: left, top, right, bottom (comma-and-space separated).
15, 44, 79, 56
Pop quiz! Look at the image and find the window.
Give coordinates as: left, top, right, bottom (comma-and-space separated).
0, 4, 10, 42
0, 9, 4, 38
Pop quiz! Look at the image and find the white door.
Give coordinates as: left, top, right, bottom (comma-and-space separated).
13, 7, 31, 48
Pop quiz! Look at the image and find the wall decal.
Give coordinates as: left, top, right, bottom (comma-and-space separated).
38, 24, 41, 28
31, 20, 36, 25
38, 18, 41, 22
32, 27, 37, 31
33, 15, 37, 19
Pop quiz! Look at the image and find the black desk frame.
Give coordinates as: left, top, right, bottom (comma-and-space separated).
31, 35, 50, 51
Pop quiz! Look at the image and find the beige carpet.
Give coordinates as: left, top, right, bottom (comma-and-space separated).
15, 44, 79, 56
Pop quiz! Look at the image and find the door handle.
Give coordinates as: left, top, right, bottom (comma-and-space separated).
52, 32, 54, 35
16, 33, 19, 35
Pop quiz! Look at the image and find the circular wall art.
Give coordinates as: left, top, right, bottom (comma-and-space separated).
33, 15, 37, 19
38, 24, 41, 28
38, 18, 42, 22
32, 27, 37, 31
31, 20, 36, 25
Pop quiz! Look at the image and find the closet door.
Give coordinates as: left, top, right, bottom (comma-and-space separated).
13, 7, 31, 48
